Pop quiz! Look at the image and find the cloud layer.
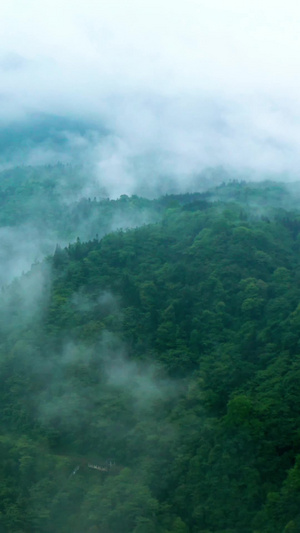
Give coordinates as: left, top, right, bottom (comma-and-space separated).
1, 1, 300, 193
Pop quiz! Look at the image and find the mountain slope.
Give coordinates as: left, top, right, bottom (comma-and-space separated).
1, 193, 300, 531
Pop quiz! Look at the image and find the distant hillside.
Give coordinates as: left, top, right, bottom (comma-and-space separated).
0, 164, 300, 289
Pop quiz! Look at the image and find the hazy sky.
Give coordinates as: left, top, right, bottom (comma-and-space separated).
1, 0, 300, 193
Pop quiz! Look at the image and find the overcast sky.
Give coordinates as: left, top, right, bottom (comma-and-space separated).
1, 0, 300, 194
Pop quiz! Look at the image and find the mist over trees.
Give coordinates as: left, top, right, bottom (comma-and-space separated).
2, 2, 300, 531
1, 174, 300, 531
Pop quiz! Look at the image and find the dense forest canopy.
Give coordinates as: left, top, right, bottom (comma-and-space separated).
1, 167, 300, 532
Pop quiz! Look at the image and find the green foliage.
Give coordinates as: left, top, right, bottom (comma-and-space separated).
1, 177, 300, 530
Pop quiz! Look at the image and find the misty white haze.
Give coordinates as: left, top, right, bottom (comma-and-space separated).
1, 0, 300, 196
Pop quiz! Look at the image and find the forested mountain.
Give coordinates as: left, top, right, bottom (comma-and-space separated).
1, 175, 300, 532
0, 163, 238, 286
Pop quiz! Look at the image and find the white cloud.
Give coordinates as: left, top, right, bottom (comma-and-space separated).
1, 0, 300, 188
